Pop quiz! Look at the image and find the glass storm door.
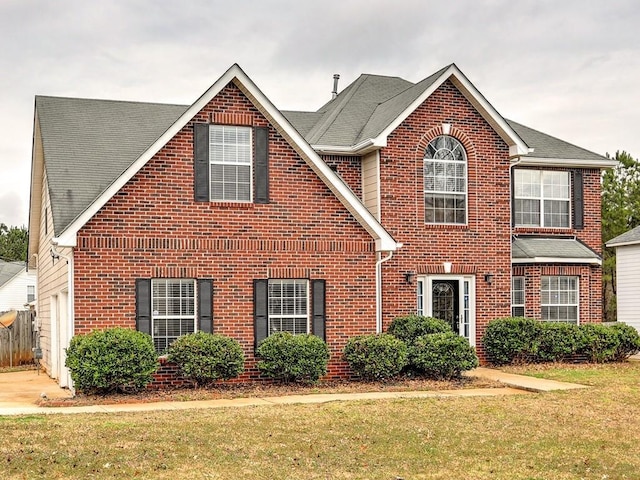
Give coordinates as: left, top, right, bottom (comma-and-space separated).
432, 280, 459, 333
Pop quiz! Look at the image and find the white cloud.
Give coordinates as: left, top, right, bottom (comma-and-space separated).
1, 0, 639, 226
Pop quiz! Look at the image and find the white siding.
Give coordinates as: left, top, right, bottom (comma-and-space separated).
362, 151, 380, 220
616, 244, 640, 332
0, 269, 36, 311
35, 167, 71, 381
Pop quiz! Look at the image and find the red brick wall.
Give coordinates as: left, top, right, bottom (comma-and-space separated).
73, 82, 377, 380
376, 80, 515, 358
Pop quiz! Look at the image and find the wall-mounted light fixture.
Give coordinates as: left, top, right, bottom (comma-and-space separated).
404, 271, 416, 284
484, 273, 494, 284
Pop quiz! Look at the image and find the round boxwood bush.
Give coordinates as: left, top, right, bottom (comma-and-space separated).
387, 315, 452, 345
167, 332, 245, 386
256, 332, 329, 383
65, 327, 159, 394
482, 317, 541, 365
408, 332, 479, 379
343, 333, 408, 380
535, 322, 583, 362
608, 322, 640, 361
578, 323, 621, 363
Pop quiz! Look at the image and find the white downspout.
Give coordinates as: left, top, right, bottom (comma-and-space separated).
375, 249, 395, 333
50, 241, 74, 392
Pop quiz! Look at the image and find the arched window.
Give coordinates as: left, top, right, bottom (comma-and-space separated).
423, 135, 467, 224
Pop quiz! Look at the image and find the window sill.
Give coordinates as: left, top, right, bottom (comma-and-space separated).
209, 202, 256, 210
513, 227, 574, 234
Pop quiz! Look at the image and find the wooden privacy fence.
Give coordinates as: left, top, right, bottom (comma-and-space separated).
0, 310, 35, 367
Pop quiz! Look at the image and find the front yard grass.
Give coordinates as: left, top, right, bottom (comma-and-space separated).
1, 362, 640, 479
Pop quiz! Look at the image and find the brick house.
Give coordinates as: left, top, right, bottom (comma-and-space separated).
27, 64, 615, 388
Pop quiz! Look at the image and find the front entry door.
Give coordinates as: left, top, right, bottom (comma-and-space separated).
432, 280, 459, 333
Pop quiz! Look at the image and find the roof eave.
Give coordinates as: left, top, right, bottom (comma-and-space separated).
606, 239, 640, 248
513, 156, 618, 169
311, 137, 385, 156
512, 257, 602, 265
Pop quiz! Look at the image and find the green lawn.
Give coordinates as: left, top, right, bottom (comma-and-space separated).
1, 362, 640, 479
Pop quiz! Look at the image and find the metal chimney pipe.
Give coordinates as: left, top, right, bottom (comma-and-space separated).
332, 74, 340, 99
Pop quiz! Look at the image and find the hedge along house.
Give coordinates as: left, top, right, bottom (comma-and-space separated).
28, 64, 615, 388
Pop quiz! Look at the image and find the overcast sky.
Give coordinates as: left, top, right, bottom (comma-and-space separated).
1, 0, 639, 228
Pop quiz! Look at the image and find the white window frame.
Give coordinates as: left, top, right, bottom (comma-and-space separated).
540, 275, 579, 324
27, 285, 35, 303
423, 136, 468, 225
268, 279, 309, 335
209, 125, 253, 202
511, 276, 525, 317
151, 278, 197, 352
416, 275, 476, 346
514, 170, 570, 228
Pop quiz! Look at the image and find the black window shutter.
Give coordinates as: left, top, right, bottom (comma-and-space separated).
254, 279, 269, 348
573, 170, 584, 229
254, 126, 269, 204
312, 280, 326, 341
135, 279, 152, 336
194, 123, 210, 202
198, 279, 213, 334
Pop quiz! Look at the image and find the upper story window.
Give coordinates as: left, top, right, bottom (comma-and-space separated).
514, 170, 570, 228
424, 136, 467, 224
194, 124, 269, 204
209, 125, 252, 202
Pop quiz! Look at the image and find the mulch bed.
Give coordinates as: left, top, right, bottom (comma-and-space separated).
39, 375, 503, 408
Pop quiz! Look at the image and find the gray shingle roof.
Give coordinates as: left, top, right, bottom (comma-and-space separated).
0, 260, 25, 289
36, 96, 188, 234
606, 225, 640, 247
283, 67, 447, 148
506, 120, 608, 162
512, 237, 600, 263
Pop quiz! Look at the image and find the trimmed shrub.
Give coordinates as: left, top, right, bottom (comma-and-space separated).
387, 315, 451, 345
608, 323, 640, 361
257, 332, 329, 383
482, 317, 541, 365
408, 332, 479, 379
167, 332, 245, 386
343, 333, 408, 380
578, 324, 620, 363
535, 322, 583, 362
65, 327, 158, 394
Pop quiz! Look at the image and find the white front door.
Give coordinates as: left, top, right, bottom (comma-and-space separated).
417, 275, 476, 346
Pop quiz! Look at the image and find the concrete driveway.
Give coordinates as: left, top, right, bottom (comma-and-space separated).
0, 368, 73, 408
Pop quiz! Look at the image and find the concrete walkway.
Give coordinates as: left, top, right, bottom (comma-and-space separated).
0, 367, 587, 417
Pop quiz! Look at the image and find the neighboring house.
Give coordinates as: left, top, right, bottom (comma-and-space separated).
0, 260, 36, 312
606, 226, 640, 332
27, 63, 615, 388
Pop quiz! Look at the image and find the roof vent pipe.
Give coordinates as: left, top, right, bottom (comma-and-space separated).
331, 74, 340, 99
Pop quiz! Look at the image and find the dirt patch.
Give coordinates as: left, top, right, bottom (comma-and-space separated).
38, 375, 502, 408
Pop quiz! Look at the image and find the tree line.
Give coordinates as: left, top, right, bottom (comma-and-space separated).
0, 224, 27, 263
602, 151, 640, 322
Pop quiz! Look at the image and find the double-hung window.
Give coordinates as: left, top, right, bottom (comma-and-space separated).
540, 276, 578, 323
268, 279, 309, 335
514, 170, 570, 228
209, 125, 252, 202
27, 285, 35, 303
511, 276, 525, 317
151, 279, 196, 352
424, 136, 467, 224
